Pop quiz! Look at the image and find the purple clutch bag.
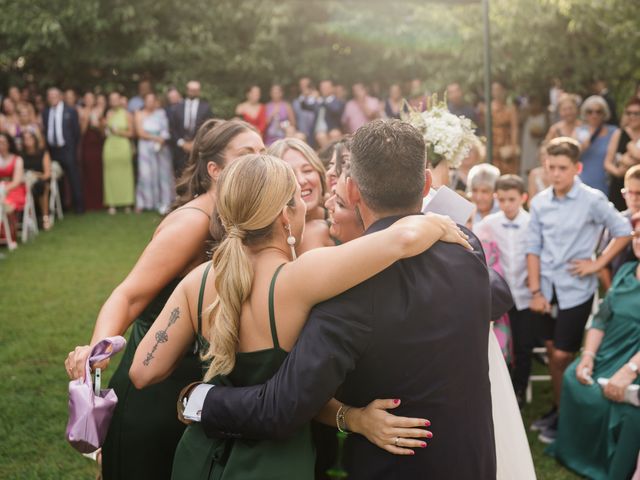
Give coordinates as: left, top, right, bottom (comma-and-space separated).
65, 336, 126, 453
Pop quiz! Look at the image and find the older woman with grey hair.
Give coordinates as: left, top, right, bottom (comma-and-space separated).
467, 163, 501, 225
576, 95, 618, 194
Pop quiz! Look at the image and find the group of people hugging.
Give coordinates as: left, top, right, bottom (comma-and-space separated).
60, 93, 640, 478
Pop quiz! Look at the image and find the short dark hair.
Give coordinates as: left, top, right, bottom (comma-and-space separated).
546, 136, 581, 163
495, 174, 526, 194
350, 119, 426, 212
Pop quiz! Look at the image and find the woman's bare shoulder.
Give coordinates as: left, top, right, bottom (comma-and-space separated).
181, 261, 216, 299
154, 204, 212, 238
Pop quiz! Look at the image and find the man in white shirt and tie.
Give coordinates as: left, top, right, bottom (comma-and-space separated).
169, 81, 213, 176
43, 87, 83, 213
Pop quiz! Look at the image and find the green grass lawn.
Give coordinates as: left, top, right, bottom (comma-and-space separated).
0, 212, 580, 479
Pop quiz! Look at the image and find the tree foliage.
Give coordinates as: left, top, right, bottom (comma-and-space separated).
1, 0, 638, 116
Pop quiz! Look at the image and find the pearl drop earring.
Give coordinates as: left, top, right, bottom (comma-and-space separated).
285, 224, 297, 260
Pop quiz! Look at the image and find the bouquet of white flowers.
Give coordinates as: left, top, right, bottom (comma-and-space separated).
403, 95, 478, 169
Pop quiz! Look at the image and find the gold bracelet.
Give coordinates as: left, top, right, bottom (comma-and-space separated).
336, 404, 351, 433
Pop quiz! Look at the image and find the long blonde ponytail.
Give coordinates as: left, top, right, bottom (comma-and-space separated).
202, 154, 297, 381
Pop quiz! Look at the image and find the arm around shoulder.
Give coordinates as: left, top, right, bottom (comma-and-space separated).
201, 284, 374, 440
287, 214, 463, 306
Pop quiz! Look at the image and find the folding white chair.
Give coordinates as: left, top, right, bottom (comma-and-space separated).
48, 161, 64, 227
21, 170, 39, 242
526, 294, 600, 403
526, 347, 551, 404
0, 184, 18, 251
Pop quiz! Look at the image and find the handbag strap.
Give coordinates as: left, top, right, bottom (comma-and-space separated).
589, 124, 604, 145
83, 336, 127, 384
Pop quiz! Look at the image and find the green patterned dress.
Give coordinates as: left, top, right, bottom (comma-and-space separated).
549, 261, 640, 480
171, 263, 316, 480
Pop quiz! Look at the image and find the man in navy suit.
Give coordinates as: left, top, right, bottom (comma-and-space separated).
192, 119, 510, 479
302, 79, 345, 149
43, 87, 83, 213
168, 81, 214, 177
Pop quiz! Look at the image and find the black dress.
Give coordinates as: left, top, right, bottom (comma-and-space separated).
22, 150, 46, 197
101, 278, 203, 480
608, 129, 631, 211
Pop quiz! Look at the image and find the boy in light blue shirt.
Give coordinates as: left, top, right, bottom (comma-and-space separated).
526, 137, 632, 443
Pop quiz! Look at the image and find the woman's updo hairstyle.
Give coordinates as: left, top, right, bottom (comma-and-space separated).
172, 119, 258, 210
202, 154, 297, 380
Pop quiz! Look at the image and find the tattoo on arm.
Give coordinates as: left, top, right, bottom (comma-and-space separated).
143, 307, 180, 366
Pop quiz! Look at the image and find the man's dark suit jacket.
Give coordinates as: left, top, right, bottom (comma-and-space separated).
302, 96, 345, 132
201, 216, 512, 480
168, 98, 213, 174
42, 104, 80, 150
42, 103, 84, 211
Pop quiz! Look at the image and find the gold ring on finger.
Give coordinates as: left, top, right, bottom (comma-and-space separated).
394, 437, 399, 447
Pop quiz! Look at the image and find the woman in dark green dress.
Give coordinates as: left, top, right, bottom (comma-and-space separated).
549, 224, 640, 480
64, 120, 266, 479
130, 154, 471, 479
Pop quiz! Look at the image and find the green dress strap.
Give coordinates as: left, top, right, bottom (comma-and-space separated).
197, 262, 213, 336
268, 264, 286, 350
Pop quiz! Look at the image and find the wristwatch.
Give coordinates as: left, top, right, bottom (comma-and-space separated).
627, 361, 639, 375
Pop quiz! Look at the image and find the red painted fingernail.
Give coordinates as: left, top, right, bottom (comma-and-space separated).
421, 442, 427, 448
426, 432, 433, 438
425, 421, 431, 427
409, 450, 415, 455
393, 399, 400, 404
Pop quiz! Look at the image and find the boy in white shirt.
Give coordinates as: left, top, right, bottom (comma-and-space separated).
474, 174, 532, 407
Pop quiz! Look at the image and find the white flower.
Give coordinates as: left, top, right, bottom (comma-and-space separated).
404, 97, 478, 169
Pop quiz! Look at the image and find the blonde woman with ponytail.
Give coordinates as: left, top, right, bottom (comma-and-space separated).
131, 154, 471, 479
64, 119, 264, 480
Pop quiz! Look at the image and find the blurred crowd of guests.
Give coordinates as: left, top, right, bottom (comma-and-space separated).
2, 74, 640, 477
0, 80, 213, 234
2, 76, 639, 228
